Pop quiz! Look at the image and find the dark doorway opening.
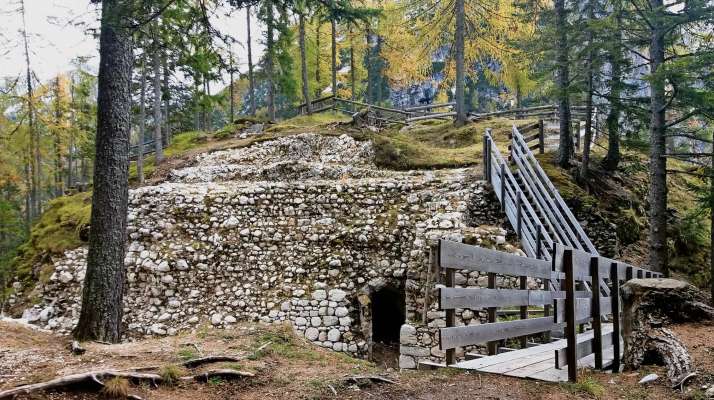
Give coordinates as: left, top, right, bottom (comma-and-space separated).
371, 285, 405, 344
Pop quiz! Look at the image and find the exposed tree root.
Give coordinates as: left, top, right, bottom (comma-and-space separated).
183, 369, 255, 382
181, 355, 244, 368
0, 370, 162, 399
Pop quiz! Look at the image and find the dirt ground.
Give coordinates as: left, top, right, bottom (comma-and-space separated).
1, 320, 713, 400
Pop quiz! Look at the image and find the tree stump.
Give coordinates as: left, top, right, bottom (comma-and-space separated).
621, 278, 714, 385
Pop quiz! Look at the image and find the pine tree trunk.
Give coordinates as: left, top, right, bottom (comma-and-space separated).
73, 0, 133, 343
138, 59, 146, 184
20, 0, 39, 219
366, 29, 373, 103
205, 79, 212, 131
602, 7, 622, 171
162, 53, 170, 145
579, 0, 595, 182
648, 0, 667, 274
350, 24, 356, 106
454, 0, 466, 126
555, 0, 573, 168
53, 77, 64, 197
331, 19, 337, 96
299, 14, 312, 114
266, 1, 276, 121
315, 22, 321, 92
246, 6, 256, 116
229, 53, 235, 122
152, 44, 163, 163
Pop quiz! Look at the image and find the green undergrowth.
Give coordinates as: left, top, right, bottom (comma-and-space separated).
129, 131, 209, 182
13, 192, 92, 284
537, 140, 710, 286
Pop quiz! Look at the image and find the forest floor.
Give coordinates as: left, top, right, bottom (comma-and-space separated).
1, 319, 713, 400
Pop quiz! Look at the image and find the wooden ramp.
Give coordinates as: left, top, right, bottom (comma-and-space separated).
446, 324, 620, 383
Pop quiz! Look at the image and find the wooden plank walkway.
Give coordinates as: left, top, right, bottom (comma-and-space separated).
447, 324, 620, 383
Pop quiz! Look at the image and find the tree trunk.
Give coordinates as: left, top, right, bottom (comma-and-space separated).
554, 0, 573, 168
331, 19, 337, 96
579, 0, 595, 182
299, 14, 312, 114
266, 1, 276, 121
20, 0, 39, 219
648, 0, 667, 275
315, 22, 321, 93
152, 43, 163, 164
229, 51, 235, 122
366, 29, 373, 103
602, 7, 623, 171
53, 77, 64, 197
246, 6, 256, 116
205, 79, 212, 131
454, 0, 466, 126
162, 53, 170, 145
350, 24, 356, 107
137, 58, 146, 184
73, 0, 133, 343
621, 279, 714, 384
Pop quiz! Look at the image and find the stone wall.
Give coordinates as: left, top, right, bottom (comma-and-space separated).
12, 133, 530, 367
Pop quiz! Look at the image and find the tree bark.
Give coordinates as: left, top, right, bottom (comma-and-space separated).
229, 50, 235, 122
246, 6, 256, 116
162, 52, 170, 145
454, 0, 466, 126
579, 0, 595, 182
648, 0, 668, 274
315, 22, 321, 91
331, 19, 337, 96
299, 14, 312, 114
554, 0, 573, 168
350, 24, 356, 106
137, 57, 146, 184
20, 0, 39, 219
152, 40, 163, 164
73, 0, 133, 343
265, 0, 276, 121
366, 28, 373, 103
53, 77, 64, 197
602, 14, 622, 171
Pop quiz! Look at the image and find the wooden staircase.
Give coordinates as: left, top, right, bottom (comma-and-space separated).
483, 125, 598, 261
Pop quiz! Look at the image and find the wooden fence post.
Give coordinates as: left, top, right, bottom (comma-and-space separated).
590, 257, 603, 369
444, 245, 455, 365
563, 249, 578, 382
610, 262, 621, 373
636, 269, 643, 279
519, 275, 528, 348
500, 163, 506, 212
538, 119, 545, 154
626, 266, 633, 282
535, 225, 543, 259
483, 135, 491, 183
488, 272, 498, 355
516, 191, 523, 238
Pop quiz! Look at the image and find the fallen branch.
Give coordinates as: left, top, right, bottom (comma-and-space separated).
343, 375, 396, 385
183, 369, 255, 382
0, 370, 163, 399
181, 355, 244, 368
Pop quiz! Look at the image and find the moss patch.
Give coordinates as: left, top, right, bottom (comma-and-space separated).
352, 117, 533, 170
13, 192, 92, 283
265, 111, 351, 133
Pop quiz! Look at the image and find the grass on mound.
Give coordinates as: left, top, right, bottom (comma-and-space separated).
129, 131, 210, 182
354, 117, 534, 170
13, 191, 92, 284
265, 111, 352, 133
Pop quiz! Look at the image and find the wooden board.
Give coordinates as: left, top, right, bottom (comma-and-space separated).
440, 317, 555, 350
555, 329, 616, 368
439, 240, 552, 279
439, 287, 552, 310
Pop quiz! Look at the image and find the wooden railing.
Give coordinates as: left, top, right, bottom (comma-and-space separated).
484, 124, 598, 262
296, 96, 456, 124
437, 239, 662, 382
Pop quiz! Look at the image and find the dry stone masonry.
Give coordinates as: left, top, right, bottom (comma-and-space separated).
14, 133, 531, 367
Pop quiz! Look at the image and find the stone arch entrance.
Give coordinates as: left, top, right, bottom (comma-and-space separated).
356, 278, 406, 365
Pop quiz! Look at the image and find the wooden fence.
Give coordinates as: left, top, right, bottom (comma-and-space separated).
437, 239, 662, 382
483, 125, 598, 262
296, 95, 457, 123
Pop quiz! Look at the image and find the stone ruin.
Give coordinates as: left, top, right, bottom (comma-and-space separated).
12, 133, 531, 368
